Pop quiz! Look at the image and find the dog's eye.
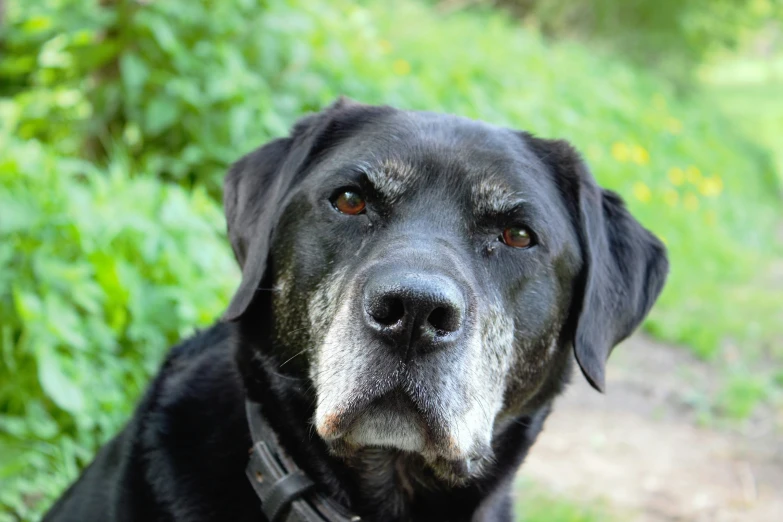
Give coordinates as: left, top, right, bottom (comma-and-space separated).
501, 227, 534, 248
332, 190, 366, 215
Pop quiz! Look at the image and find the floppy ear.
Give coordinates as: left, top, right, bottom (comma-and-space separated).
524, 135, 669, 392
222, 137, 291, 321
575, 180, 668, 392
222, 97, 371, 321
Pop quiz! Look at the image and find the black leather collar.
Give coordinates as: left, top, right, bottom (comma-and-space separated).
245, 400, 360, 522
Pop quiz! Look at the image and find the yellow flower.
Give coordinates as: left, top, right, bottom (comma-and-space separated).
631, 145, 650, 166
666, 117, 682, 135
703, 210, 717, 227
392, 59, 411, 75
698, 175, 723, 197
633, 181, 652, 203
663, 188, 679, 207
683, 192, 699, 212
686, 166, 702, 185
667, 167, 685, 186
611, 142, 630, 163
379, 40, 393, 54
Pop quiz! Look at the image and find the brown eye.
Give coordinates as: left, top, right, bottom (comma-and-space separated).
501, 227, 533, 248
332, 190, 366, 215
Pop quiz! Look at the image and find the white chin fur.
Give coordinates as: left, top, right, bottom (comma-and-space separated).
345, 410, 426, 453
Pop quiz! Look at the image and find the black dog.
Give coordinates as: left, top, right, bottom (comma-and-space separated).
43, 99, 667, 522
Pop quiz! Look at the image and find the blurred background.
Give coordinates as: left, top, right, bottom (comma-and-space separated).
0, 0, 782, 520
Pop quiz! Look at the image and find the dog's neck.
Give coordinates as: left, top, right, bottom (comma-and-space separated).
233, 319, 552, 521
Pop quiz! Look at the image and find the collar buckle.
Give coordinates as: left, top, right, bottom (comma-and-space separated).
245, 400, 359, 522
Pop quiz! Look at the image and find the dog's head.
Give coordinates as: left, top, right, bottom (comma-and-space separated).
224, 99, 667, 482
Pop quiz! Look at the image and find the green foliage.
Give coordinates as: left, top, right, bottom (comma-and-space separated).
717, 373, 769, 419
515, 482, 616, 522
3, 0, 780, 358
703, 54, 783, 185
0, 107, 238, 518
495, 0, 783, 82
0, 0, 781, 519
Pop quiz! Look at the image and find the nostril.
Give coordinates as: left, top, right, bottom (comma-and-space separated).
427, 306, 461, 335
370, 297, 405, 326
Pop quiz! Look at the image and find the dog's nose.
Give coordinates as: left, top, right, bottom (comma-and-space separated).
363, 270, 465, 352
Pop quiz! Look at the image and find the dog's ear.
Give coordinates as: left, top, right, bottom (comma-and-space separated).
523, 134, 669, 392
222, 97, 374, 321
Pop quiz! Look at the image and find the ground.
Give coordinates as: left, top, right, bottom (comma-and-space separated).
517, 335, 783, 521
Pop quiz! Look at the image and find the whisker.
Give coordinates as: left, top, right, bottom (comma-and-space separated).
279, 348, 308, 369
268, 370, 305, 382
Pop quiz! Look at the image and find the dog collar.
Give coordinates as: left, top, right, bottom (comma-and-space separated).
245, 400, 360, 522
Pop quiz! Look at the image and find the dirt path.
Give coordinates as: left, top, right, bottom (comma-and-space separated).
517, 335, 783, 521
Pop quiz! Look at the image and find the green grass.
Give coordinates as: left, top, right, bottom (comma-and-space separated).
684, 53, 783, 419
717, 374, 770, 419
515, 482, 617, 522
700, 54, 783, 185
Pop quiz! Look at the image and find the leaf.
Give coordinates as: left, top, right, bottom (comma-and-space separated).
43, 294, 88, 351
0, 197, 38, 234
25, 401, 60, 439
37, 347, 85, 415
12, 288, 42, 321
145, 16, 179, 55
229, 106, 252, 146
120, 52, 149, 99
144, 95, 179, 136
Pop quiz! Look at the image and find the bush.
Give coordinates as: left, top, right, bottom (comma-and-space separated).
2, 0, 349, 194
0, 104, 238, 519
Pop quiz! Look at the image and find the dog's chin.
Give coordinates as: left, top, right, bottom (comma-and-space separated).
319, 394, 492, 484
343, 403, 428, 453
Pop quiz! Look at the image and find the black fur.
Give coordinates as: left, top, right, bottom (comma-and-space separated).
44, 100, 668, 522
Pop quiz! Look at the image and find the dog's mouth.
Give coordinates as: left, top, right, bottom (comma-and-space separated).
315, 385, 493, 481
319, 389, 425, 445
349, 392, 425, 444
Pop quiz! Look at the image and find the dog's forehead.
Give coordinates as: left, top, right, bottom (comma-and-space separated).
327, 110, 550, 204
371, 110, 538, 172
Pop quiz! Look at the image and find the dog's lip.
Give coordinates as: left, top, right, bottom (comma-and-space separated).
317, 388, 495, 477
316, 388, 422, 441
